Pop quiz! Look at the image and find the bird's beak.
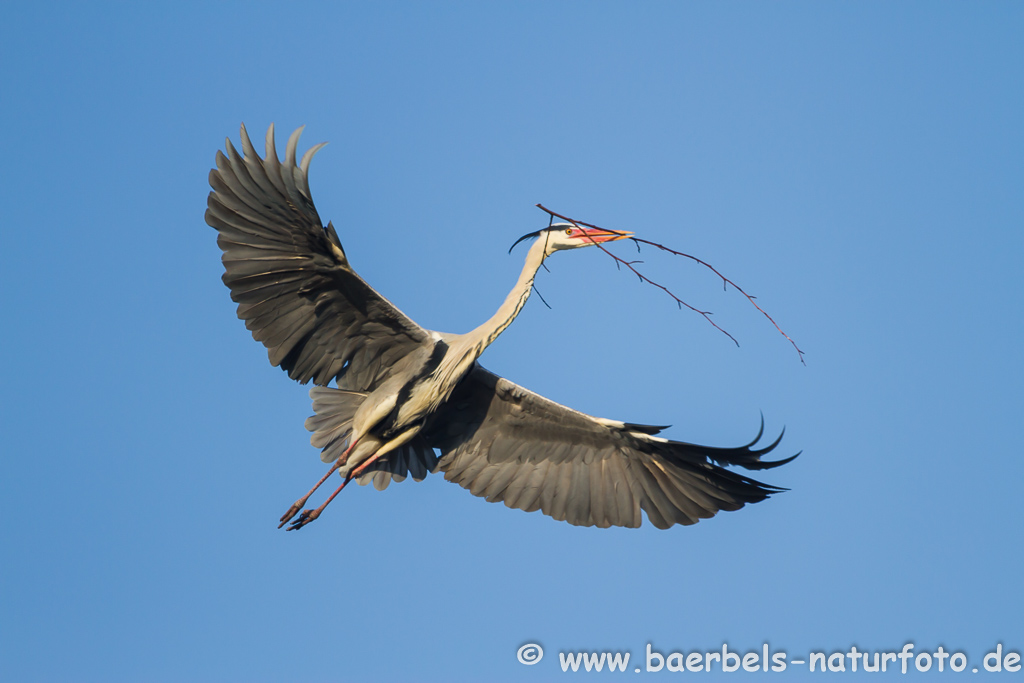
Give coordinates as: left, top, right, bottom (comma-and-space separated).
569, 226, 633, 244
508, 225, 633, 254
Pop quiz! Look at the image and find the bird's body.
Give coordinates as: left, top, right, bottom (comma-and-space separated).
206, 124, 797, 530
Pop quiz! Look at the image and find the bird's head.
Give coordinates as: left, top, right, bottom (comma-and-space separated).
509, 222, 633, 256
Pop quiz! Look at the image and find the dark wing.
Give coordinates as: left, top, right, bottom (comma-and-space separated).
427, 366, 798, 529
205, 124, 431, 391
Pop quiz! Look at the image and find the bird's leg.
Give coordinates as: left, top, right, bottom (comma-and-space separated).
285, 474, 355, 531
286, 450, 391, 531
277, 461, 341, 528
278, 436, 361, 528
285, 429, 420, 531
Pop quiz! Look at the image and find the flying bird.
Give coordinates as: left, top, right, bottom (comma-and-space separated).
205, 124, 797, 531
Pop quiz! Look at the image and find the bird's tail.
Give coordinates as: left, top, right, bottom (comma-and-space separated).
305, 386, 440, 490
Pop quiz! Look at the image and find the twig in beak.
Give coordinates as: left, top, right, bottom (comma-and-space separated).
535, 204, 805, 365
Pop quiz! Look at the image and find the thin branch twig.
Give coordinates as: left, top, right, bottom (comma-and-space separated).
535, 204, 805, 364
536, 204, 738, 346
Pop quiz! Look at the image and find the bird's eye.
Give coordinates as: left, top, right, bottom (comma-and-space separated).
565, 227, 573, 236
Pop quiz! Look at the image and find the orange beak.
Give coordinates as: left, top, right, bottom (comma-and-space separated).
569, 226, 633, 244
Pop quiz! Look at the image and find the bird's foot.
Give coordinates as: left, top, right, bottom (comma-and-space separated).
278, 470, 354, 531
286, 508, 321, 531
277, 496, 311, 528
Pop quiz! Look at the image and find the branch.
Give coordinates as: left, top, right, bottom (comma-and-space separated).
535, 204, 737, 346
535, 204, 805, 364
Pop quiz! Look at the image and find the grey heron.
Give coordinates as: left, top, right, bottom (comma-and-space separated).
205, 124, 797, 531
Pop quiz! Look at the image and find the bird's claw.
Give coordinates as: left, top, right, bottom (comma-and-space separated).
286, 508, 320, 531
277, 499, 308, 528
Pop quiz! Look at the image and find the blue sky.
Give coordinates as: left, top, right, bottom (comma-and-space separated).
2, 2, 1021, 681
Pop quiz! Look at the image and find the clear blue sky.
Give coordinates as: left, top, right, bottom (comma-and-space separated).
2, 2, 1021, 681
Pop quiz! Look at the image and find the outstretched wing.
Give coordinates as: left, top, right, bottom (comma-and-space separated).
205, 124, 431, 391
428, 366, 798, 529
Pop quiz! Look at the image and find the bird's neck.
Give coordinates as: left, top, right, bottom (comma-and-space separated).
466, 240, 547, 354
428, 242, 545, 397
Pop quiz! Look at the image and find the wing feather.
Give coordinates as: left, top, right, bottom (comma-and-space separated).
588, 459, 608, 528
518, 460, 550, 513
631, 461, 674, 529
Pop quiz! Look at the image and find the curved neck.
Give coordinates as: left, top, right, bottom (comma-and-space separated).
467, 239, 547, 352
